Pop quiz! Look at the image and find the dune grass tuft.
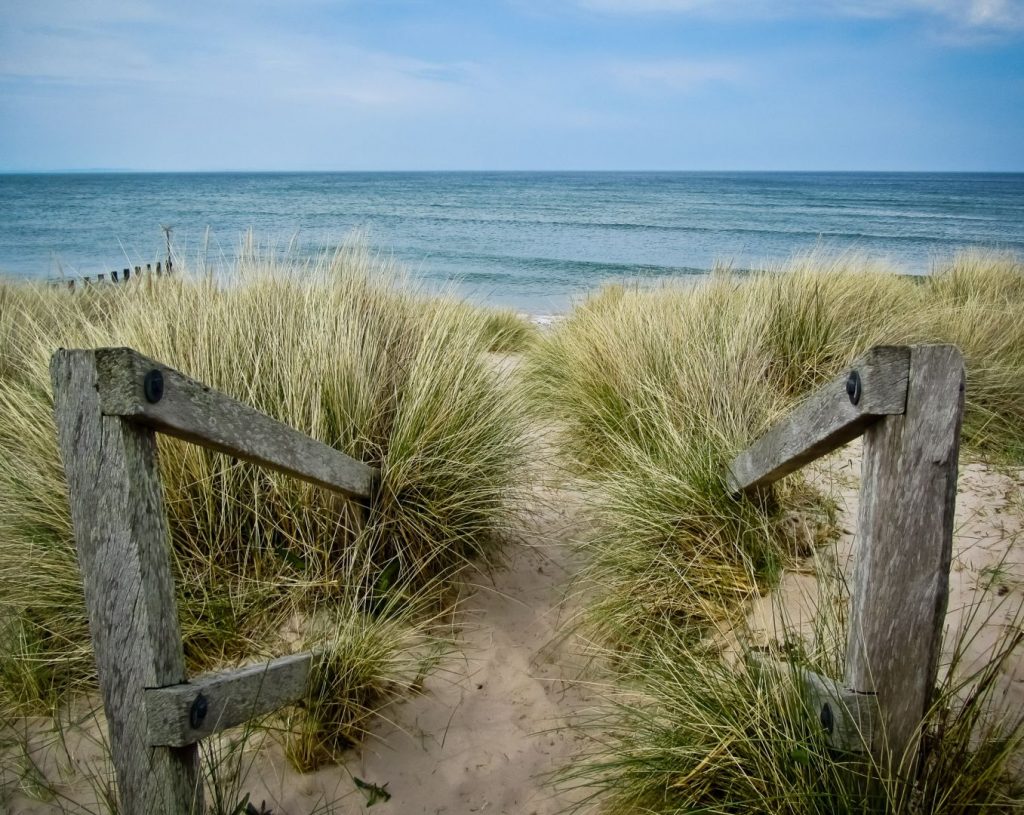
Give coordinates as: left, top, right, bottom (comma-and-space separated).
477, 307, 538, 353
0, 245, 527, 780
282, 599, 450, 772
561, 552, 1024, 814
527, 251, 1024, 649
529, 251, 1024, 811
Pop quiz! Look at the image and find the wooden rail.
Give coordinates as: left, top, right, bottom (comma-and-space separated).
51, 347, 378, 814
96, 348, 376, 498
729, 344, 965, 778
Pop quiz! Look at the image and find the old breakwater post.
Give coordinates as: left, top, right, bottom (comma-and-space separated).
52, 260, 173, 291
728, 344, 965, 781
51, 347, 378, 814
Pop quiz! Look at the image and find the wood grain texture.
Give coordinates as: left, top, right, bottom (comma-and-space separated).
749, 654, 877, 753
728, 346, 911, 493
145, 653, 313, 746
93, 347, 377, 499
51, 349, 202, 815
845, 344, 964, 773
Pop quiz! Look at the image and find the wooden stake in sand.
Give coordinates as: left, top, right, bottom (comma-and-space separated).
52, 350, 202, 815
52, 347, 379, 814
729, 344, 964, 778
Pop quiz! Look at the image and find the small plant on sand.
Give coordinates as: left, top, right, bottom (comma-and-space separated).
283, 598, 450, 772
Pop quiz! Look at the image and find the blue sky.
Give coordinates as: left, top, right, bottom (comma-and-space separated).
1, 0, 1022, 171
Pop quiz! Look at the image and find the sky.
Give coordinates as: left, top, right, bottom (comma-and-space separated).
1, 0, 1022, 171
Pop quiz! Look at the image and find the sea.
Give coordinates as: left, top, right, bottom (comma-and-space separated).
1, 171, 1022, 313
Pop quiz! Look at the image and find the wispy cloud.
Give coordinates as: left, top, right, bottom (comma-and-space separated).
0, 0, 476, 111
578, 0, 1024, 34
1, 0, 1020, 170
838, 0, 1024, 28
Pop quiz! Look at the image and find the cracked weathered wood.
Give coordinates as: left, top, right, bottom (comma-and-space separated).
845, 344, 964, 774
145, 653, 313, 747
93, 347, 376, 499
51, 349, 202, 815
728, 346, 911, 493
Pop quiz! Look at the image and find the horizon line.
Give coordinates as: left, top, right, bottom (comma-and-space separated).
3, 168, 1024, 175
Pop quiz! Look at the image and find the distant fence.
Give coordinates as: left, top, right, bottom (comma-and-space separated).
47, 260, 173, 290
51, 347, 378, 814
728, 344, 965, 777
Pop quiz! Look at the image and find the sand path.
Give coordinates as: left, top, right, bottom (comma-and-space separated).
2, 487, 597, 815
242, 487, 596, 815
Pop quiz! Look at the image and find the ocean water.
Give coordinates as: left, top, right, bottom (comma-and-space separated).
1, 171, 1022, 313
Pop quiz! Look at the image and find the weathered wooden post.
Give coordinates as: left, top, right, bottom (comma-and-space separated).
728, 344, 965, 780
845, 345, 964, 774
50, 347, 380, 812
124, 268, 131, 282
162, 225, 174, 273
111, 270, 119, 283
51, 351, 203, 814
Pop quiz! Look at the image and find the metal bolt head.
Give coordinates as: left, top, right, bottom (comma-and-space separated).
846, 370, 862, 406
189, 693, 208, 729
143, 369, 164, 403
820, 701, 834, 735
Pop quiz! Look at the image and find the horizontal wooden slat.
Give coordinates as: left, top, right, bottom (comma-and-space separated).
727, 345, 911, 494
92, 347, 376, 499
749, 654, 876, 753
145, 653, 313, 746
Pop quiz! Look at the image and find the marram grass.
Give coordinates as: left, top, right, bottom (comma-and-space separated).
0, 246, 528, 777
560, 552, 1024, 814
527, 251, 1024, 650
478, 306, 538, 353
528, 251, 1024, 812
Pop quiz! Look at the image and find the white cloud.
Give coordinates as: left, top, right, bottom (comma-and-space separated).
836, 0, 1024, 27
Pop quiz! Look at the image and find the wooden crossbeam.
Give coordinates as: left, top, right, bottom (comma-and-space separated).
145, 653, 314, 747
727, 346, 911, 494
749, 653, 877, 754
93, 347, 377, 499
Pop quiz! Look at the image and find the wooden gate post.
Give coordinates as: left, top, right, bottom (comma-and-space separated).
845, 345, 965, 774
51, 350, 202, 814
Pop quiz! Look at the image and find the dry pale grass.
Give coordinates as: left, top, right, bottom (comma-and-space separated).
0, 245, 528, 782
529, 251, 1024, 812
